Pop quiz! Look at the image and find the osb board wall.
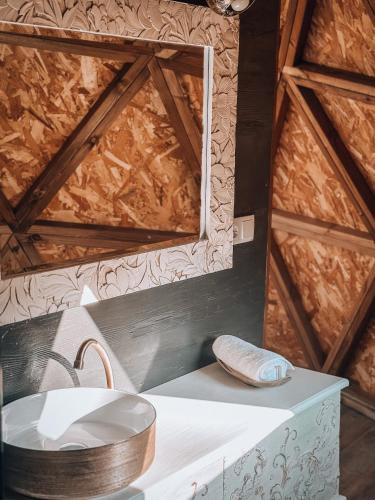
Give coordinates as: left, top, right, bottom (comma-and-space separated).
272, 105, 366, 231
304, 0, 375, 77
0, 40, 122, 206
265, 0, 375, 395
0, 0, 239, 325
41, 75, 201, 233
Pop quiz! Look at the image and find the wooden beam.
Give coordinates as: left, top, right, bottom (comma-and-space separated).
27, 220, 196, 247
148, 58, 201, 180
272, 209, 375, 257
0, 190, 17, 229
6, 235, 32, 271
342, 385, 375, 421
158, 55, 203, 78
284, 0, 315, 66
270, 236, 325, 370
322, 264, 375, 374
285, 79, 375, 236
278, 0, 298, 77
0, 30, 153, 62
272, 82, 289, 160
283, 64, 375, 105
15, 56, 152, 231
15, 234, 43, 267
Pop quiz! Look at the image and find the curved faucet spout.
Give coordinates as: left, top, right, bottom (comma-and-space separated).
74, 339, 114, 389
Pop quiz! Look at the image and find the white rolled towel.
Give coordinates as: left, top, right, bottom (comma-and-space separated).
213, 335, 294, 384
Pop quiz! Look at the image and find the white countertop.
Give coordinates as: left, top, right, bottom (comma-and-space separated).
102, 362, 348, 499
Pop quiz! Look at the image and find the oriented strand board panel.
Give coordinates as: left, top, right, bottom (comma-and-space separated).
347, 315, 375, 395
0, 44, 121, 206
273, 230, 374, 354
304, 0, 375, 77
264, 274, 309, 368
273, 105, 366, 231
316, 92, 375, 192
41, 75, 202, 233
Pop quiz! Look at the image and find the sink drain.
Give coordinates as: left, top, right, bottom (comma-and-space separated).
59, 442, 88, 451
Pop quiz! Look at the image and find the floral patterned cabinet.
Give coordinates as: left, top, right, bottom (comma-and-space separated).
101, 363, 348, 500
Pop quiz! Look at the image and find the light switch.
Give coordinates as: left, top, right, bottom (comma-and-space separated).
233, 215, 255, 245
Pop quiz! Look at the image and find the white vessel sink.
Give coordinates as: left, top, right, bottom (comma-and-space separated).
3, 388, 156, 499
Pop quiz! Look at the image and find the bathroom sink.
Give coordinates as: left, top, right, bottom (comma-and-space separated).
3, 388, 156, 499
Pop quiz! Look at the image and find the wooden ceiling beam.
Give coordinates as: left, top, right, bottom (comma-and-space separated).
0, 190, 17, 229
15, 56, 152, 232
285, 78, 375, 237
278, 0, 298, 77
322, 264, 375, 375
0, 31, 153, 61
272, 209, 375, 256
28, 220, 196, 246
270, 236, 325, 370
284, 0, 316, 67
158, 55, 203, 78
284, 64, 375, 105
148, 58, 201, 180
5, 235, 33, 271
15, 234, 43, 267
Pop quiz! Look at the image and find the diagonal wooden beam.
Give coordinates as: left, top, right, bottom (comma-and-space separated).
0, 190, 17, 229
148, 58, 201, 180
278, 0, 298, 77
0, 30, 152, 62
285, 78, 375, 237
273, 0, 315, 159
27, 220, 196, 248
322, 264, 375, 375
284, 0, 316, 67
15, 56, 152, 232
283, 64, 375, 105
15, 234, 43, 267
5, 235, 33, 271
272, 209, 375, 257
270, 235, 325, 370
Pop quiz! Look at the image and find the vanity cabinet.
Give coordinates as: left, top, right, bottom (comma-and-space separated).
103, 363, 348, 500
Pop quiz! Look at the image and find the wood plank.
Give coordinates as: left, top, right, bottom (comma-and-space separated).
28, 221, 196, 247
284, 0, 315, 66
15, 235, 43, 267
0, 30, 153, 61
270, 236, 324, 370
284, 64, 375, 105
15, 56, 152, 232
148, 58, 201, 180
342, 385, 375, 421
6, 235, 32, 271
322, 265, 375, 374
278, 0, 298, 77
272, 209, 375, 256
272, 82, 289, 160
285, 79, 375, 236
0, 190, 17, 229
158, 55, 203, 78
340, 405, 374, 450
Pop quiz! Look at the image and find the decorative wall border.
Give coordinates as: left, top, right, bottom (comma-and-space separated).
0, 0, 239, 325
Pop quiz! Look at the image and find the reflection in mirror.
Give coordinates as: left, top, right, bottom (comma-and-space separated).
0, 25, 207, 278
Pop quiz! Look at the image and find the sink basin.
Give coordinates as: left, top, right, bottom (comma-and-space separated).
3, 388, 156, 499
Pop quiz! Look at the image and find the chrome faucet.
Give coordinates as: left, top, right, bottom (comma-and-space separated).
74, 339, 114, 389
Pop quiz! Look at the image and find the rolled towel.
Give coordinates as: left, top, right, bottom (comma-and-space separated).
213, 335, 294, 386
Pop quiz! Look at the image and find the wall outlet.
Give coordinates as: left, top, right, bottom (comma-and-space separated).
233, 215, 255, 245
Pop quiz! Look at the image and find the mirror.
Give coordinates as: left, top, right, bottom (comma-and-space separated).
0, 25, 206, 278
